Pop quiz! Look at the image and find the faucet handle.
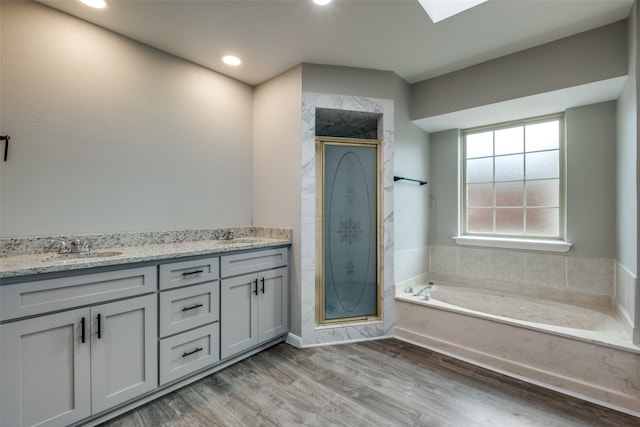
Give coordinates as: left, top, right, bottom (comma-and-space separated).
57, 240, 70, 254
46, 239, 60, 253
81, 240, 92, 252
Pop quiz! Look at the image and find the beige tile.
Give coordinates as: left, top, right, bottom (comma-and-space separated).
567, 257, 614, 295
489, 250, 525, 283
524, 253, 566, 289
457, 247, 490, 279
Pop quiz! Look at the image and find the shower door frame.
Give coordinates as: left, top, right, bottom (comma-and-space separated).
315, 137, 383, 325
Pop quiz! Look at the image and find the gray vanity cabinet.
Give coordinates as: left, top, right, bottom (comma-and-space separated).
220, 248, 288, 359
0, 267, 158, 427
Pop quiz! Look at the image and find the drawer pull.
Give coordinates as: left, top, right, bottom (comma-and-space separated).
96, 313, 102, 339
182, 303, 204, 312
182, 347, 203, 358
81, 317, 86, 343
182, 270, 204, 277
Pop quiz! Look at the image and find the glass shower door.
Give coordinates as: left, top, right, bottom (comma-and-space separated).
318, 139, 380, 323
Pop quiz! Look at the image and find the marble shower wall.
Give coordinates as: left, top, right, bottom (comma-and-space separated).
429, 245, 615, 308
299, 93, 395, 346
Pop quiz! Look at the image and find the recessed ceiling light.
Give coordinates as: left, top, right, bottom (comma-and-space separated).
313, 0, 332, 5
222, 55, 242, 66
80, 0, 107, 8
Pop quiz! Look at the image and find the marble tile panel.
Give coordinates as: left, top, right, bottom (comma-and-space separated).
300, 270, 318, 347
567, 257, 614, 295
394, 247, 429, 284
315, 322, 386, 345
429, 246, 456, 275
489, 250, 525, 283
615, 262, 637, 327
457, 247, 490, 279
524, 253, 567, 289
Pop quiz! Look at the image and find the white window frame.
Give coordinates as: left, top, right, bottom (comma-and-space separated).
454, 113, 572, 253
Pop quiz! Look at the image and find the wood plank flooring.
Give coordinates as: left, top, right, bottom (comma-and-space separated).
100, 339, 640, 427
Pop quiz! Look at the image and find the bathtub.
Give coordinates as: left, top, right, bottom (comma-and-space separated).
394, 282, 640, 417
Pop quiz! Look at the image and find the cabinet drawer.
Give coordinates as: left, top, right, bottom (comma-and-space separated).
159, 257, 219, 290
159, 281, 219, 337
159, 323, 220, 385
0, 266, 157, 321
220, 247, 287, 278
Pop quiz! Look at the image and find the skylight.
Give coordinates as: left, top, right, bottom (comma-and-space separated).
418, 0, 488, 23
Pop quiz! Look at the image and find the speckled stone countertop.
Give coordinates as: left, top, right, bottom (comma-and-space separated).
0, 227, 291, 279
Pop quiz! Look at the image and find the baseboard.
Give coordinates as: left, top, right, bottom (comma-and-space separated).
286, 332, 302, 348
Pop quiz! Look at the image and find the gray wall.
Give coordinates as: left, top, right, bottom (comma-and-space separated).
301, 63, 395, 100
1, 2, 254, 237
253, 66, 303, 336
428, 129, 459, 247
429, 101, 617, 259
411, 20, 628, 121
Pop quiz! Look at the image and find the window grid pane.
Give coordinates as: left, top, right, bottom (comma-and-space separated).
463, 115, 563, 239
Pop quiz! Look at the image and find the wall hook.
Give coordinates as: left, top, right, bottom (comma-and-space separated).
1, 135, 11, 161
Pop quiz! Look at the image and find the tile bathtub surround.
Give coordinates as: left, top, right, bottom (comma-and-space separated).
0, 227, 292, 257
615, 262, 638, 341
429, 245, 615, 308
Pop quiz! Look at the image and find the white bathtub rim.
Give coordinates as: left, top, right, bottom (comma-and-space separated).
395, 287, 639, 354
394, 332, 640, 420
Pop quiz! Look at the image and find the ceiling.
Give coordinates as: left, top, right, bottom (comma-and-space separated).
36, 0, 634, 87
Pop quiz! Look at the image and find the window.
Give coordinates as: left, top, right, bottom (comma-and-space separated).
461, 114, 566, 244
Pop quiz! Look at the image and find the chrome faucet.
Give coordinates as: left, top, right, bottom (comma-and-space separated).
47, 239, 92, 254
412, 281, 434, 297
215, 230, 234, 240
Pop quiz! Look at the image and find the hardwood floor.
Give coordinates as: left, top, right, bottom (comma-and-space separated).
101, 339, 639, 427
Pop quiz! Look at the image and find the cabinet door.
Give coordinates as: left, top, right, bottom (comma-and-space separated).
258, 267, 288, 342
0, 308, 91, 427
220, 274, 258, 359
91, 294, 158, 414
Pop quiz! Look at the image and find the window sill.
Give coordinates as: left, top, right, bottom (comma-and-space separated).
453, 236, 572, 253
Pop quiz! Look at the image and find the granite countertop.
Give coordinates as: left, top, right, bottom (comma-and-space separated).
0, 227, 291, 279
